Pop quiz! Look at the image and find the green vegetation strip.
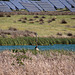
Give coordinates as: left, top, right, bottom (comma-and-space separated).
0, 37, 75, 46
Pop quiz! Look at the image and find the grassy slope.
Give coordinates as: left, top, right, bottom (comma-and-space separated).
0, 15, 75, 37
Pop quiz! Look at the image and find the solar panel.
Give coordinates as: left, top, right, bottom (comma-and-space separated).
31, 1, 43, 11
59, 0, 71, 8
0, 2, 2, 5
41, 0, 54, 8
49, 0, 65, 9
21, 0, 26, 3
4, 1, 16, 10
0, 1, 12, 9
0, 5, 12, 12
36, 1, 56, 11
68, 8, 75, 12
21, 0, 31, 3
20, 2, 40, 12
10, 1, 25, 10
66, 0, 75, 7
74, 0, 75, 2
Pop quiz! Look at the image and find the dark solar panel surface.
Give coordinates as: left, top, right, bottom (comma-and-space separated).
0, 1, 11, 9
59, 0, 71, 8
31, 1, 43, 11
41, 0, 54, 8
20, 2, 40, 12
67, 0, 75, 7
21, 0, 31, 3
0, 2, 2, 5
68, 8, 75, 12
0, 5, 11, 12
36, 1, 56, 11
10, 1, 25, 10
5, 1, 16, 10
49, 0, 65, 9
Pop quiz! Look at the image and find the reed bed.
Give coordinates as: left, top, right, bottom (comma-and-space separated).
0, 49, 75, 75
0, 37, 75, 46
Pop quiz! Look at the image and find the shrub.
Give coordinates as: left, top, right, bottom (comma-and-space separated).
34, 15, 39, 18
29, 21, 34, 24
18, 19, 22, 21
0, 14, 4, 17
22, 20, 26, 23
28, 18, 33, 21
57, 33, 62, 36
41, 16, 45, 18
6, 15, 11, 17
61, 19, 67, 24
9, 27, 17, 31
23, 17, 27, 20
47, 19, 52, 23
51, 18, 56, 21
67, 33, 72, 36
39, 18, 44, 22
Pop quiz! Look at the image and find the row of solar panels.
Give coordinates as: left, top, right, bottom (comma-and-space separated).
0, 0, 75, 12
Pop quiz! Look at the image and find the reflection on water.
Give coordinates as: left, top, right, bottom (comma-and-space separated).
0, 44, 75, 51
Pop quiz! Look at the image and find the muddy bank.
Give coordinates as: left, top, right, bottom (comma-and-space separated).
0, 50, 75, 75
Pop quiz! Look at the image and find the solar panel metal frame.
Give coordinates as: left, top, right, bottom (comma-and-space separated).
0, 5, 12, 12
49, 0, 65, 9
10, 1, 25, 10
36, 1, 56, 11
20, 2, 40, 12
4, 1, 16, 10
59, 0, 71, 8
66, 0, 75, 7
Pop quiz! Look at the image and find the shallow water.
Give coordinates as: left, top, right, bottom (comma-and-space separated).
0, 44, 75, 51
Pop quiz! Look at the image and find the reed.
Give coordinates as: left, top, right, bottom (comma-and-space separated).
0, 37, 75, 46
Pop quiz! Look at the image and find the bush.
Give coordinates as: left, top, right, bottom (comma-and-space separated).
34, 15, 39, 18
39, 18, 44, 22
28, 18, 33, 21
61, 19, 67, 24
9, 27, 17, 31
67, 33, 72, 36
0, 14, 4, 17
6, 15, 11, 17
22, 20, 26, 23
47, 19, 52, 23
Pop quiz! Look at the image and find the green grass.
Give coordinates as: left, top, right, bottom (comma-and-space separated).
0, 15, 75, 37
0, 37, 75, 46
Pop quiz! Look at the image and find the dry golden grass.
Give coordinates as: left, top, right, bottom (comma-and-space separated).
0, 50, 75, 75
0, 15, 75, 37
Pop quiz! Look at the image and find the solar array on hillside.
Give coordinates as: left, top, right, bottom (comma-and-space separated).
10, 1, 24, 10
36, 1, 56, 11
5, 1, 16, 10
31, 1, 43, 11
67, 0, 75, 8
20, 2, 40, 12
21, 0, 31, 3
0, 5, 11, 12
0, 2, 2, 5
0, 0, 75, 12
59, 0, 71, 8
0, 1, 10, 8
68, 8, 75, 12
49, 0, 65, 9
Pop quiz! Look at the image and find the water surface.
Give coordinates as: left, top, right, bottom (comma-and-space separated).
0, 44, 75, 51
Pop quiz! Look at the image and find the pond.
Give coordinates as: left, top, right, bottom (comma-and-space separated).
0, 44, 75, 51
